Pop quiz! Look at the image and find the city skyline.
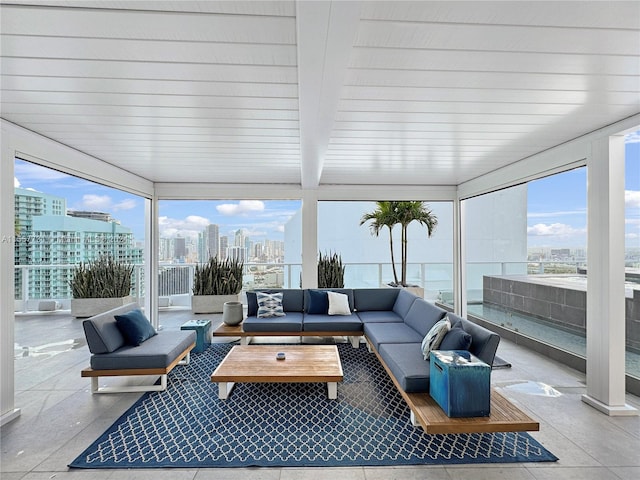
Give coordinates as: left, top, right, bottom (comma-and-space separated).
12, 131, 639, 250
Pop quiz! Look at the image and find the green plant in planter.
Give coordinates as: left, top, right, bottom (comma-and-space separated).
318, 251, 345, 288
193, 257, 244, 295
69, 255, 134, 298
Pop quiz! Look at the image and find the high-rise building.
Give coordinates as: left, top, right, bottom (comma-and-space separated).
174, 236, 186, 262
14, 188, 143, 300
219, 236, 229, 259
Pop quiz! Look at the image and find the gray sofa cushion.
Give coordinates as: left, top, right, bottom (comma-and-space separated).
356, 310, 404, 324
243, 312, 303, 332
392, 288, 419, 318
247, 289, 305, 316
82, 303, 141, 354
447, 313, 500, 366
302, 313, 362, 332
353, 288, 399, 311
90, 330, 195, 370
379, 343, 430, 393
402, 299, 447, 337
364, 322, 423, 350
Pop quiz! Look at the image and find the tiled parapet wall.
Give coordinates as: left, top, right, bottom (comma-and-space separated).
483, 274, 640, 353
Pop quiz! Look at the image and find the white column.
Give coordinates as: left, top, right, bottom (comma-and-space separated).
301, 190, 318, 289
582, 135, 637, 416
145, 197, 160, 329
454, 198, 466, 317
1, 138, 21, 425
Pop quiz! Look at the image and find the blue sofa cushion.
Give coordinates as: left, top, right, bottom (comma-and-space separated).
247, 289, 305, 316
90, 330, 195, 370
392, 289, 419, 318
439, 325, 473, 351
115, 309, 157, 346
403, 299, 447, 337
353, 288, 399, 311
356, 310, 404, 324
379, 343, 430, 393
83, 316, 126, 354
243, 312, 303, 332
306, 289, 329, 314
302, 313, 362, 332
364, 322, 423, 351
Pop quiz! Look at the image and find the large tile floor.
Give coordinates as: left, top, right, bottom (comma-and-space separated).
2, 308, 639, 480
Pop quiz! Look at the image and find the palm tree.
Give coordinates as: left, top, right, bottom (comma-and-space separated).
360, 201, 438, 287
360, 201, 400, 285
395, 202, 438, 286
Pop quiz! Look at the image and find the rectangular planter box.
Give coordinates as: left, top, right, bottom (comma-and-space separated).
191, 294, 240, 314
71, 295, 134, 318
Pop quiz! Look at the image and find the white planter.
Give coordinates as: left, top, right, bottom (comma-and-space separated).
71, 295, 134, 318
191, 294, 240, 314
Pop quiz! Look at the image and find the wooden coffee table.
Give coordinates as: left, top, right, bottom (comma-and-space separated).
211, 345, 344, 400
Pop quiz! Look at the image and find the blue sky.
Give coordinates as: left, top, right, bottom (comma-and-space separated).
13, 132, 640, 249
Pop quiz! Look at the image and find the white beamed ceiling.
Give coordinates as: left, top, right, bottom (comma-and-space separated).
1, 0, 639, 187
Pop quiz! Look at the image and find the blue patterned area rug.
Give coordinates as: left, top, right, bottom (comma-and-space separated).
69, 342, 557, 469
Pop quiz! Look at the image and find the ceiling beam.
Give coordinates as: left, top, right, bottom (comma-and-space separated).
297, 0, 361, 189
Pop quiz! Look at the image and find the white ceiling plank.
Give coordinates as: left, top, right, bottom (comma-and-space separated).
1, 5, 297, 43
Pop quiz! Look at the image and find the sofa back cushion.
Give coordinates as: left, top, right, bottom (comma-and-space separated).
402, 298, 447, 337
82, 303, 139, 354
247, 289, 304, 316
392, 289, 419, 318
353, 288, 399, 311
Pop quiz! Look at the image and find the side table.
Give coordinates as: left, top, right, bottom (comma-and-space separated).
181, 319, 212, 353
429, 350, 491, 417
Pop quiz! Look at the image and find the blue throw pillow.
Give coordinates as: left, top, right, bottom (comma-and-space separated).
307, 289, 329, 314
115, 309, 157, 346
439, 326, 472, 351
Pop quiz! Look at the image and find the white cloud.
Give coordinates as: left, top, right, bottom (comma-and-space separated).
527, 223, 586, 237
81, 194, 112, 211
216, 200, 265, 216
113, 198, 137, 211
158, 215, 210, 238
626, 190, 640, 209
625, 130, 640, 144
14, 177, 20, 188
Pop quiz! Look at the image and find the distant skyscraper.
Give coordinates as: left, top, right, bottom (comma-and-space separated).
219, 236, 229, 259
205, 224, 219, 259
174, 236, 186, 262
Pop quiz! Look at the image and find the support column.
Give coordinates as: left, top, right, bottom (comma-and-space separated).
145, 197, 159, 329
1, 139, 20, 426
301, 190, 318, 289
582, 135, 637, 416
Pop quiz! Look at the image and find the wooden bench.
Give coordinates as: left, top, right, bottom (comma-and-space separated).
368, 342, 539, 434
81, 342, 195, 393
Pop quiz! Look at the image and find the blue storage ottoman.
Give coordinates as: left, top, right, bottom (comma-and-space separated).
429, 350, 491, 417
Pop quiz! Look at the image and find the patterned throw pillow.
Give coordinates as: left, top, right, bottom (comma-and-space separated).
421, 316, 451, 360
257, 292, 286, 318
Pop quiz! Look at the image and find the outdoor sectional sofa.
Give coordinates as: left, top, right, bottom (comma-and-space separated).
81, 302, 196, 393
237, 287, 501, 394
